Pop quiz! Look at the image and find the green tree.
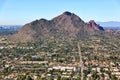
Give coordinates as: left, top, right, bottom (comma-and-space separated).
112, 75, 118, 80
77, 77, 81, 80
62, 77, 69, 80
17, 74, 26, 80
92, 71, 100, 80
57, 75, 61, 80
26, 75, 33, 80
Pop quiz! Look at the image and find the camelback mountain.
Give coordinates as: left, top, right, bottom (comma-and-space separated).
9, 12, 104, 42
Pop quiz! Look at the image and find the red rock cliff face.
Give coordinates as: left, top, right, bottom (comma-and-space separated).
86, 20, 104, 31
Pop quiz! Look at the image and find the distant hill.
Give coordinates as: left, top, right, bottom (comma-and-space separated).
97, 21, 120, 27
103, 27, 120, 30
97, 21, 120, 30
0, 25, 22, 35
9, 11, 104, 42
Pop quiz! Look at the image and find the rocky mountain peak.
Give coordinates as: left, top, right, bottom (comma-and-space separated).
87, 20, 104, 31
52, 11, 84, 25
89, 20, 96, 24
63, 11, 72, 16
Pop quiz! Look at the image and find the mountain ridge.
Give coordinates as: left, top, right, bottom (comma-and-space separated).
9, 11, 105, 42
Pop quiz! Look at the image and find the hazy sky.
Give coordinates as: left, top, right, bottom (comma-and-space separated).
0, 0, 120, 25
